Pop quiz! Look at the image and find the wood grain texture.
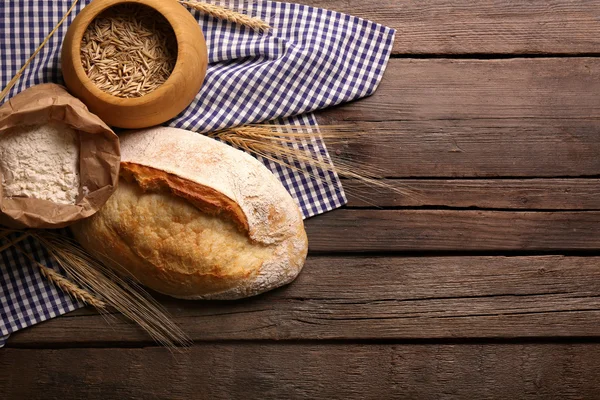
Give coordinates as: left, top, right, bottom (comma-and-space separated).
302, 0, 600, 55
306, 210, 600, 252
316, 58, 600, 177
318, 58, 600, 122
3, 343, 600, 399
343, 179, 600, 210
6, 2, 600, 397
323, 120, 600, 177
9, 256, 600, 345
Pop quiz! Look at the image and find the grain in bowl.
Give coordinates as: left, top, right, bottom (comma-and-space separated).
80, 3, 178, 98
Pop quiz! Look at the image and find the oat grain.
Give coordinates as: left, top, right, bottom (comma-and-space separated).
80, 4, 177, 98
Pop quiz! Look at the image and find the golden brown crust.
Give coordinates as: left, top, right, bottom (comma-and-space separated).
72, 180, 271, 298
121, 162, 249, 233
72, 127, 308, 300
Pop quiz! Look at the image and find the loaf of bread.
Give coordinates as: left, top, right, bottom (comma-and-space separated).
72, 126, 308, 299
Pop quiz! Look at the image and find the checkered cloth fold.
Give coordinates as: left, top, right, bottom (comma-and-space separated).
0, 0, 395, 347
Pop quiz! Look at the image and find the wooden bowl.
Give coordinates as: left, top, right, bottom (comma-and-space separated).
61, 0, 208, 129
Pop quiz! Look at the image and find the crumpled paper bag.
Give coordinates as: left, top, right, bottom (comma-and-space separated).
0, 83, 120, 228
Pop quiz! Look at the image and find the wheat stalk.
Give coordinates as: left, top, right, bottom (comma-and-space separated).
1, 0, 270, 104
32, 231, 191, 348
12, 243, 107, 309
0, 0, 81, 103
210, 125, 421, 201
179, 0, 271, 33
0, 228, 190, 348
0, 232, 31, 253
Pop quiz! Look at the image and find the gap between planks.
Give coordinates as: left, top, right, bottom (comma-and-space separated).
389, 53, 600, 59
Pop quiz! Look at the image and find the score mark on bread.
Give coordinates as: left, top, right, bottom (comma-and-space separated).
120, 162, 250, 233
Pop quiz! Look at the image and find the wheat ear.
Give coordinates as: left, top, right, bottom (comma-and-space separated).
211, 125, 421, 201
33, 231, 191, 348
13, 243, 107, 309
179, 1, 271, 33
0, 227, 190, 348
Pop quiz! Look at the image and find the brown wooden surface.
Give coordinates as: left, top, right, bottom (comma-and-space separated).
302, 0, 600, 55
3, 343, 600, 400
344, 179, 600, 209
306, 210, 600, 252
4, 1, 600, 399
8, 255, 600, 345
325, 120, 600, 177
320, 59, 600, 123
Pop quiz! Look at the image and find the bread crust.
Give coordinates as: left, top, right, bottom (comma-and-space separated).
72, 127, 308, 299
120, 163, 249, 232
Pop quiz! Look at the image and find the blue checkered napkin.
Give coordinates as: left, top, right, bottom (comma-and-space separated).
0, 0, 395, 346
0, 231, 83, 347
176, 0, 395, 132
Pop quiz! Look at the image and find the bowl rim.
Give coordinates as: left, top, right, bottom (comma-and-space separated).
70, 0, 190, 106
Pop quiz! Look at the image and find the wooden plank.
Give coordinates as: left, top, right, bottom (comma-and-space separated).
322, 120, 600, 178
3, 343, 600, 399
318, 58, 600, 122
343, 179, 600, 210
315, 59, 600, 177
306, 210, 600, 252
9, 256, 600, 345
301, 0, 600, 55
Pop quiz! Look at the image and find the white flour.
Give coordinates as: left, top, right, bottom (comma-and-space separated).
0, 122, 80, 205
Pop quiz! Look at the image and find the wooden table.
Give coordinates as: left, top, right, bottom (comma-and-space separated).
3, 1, 600, 398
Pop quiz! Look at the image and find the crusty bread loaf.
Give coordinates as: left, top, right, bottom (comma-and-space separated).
71, 126, 308, 300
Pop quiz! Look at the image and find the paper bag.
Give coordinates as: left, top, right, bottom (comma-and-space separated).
0, 83, 120, 228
